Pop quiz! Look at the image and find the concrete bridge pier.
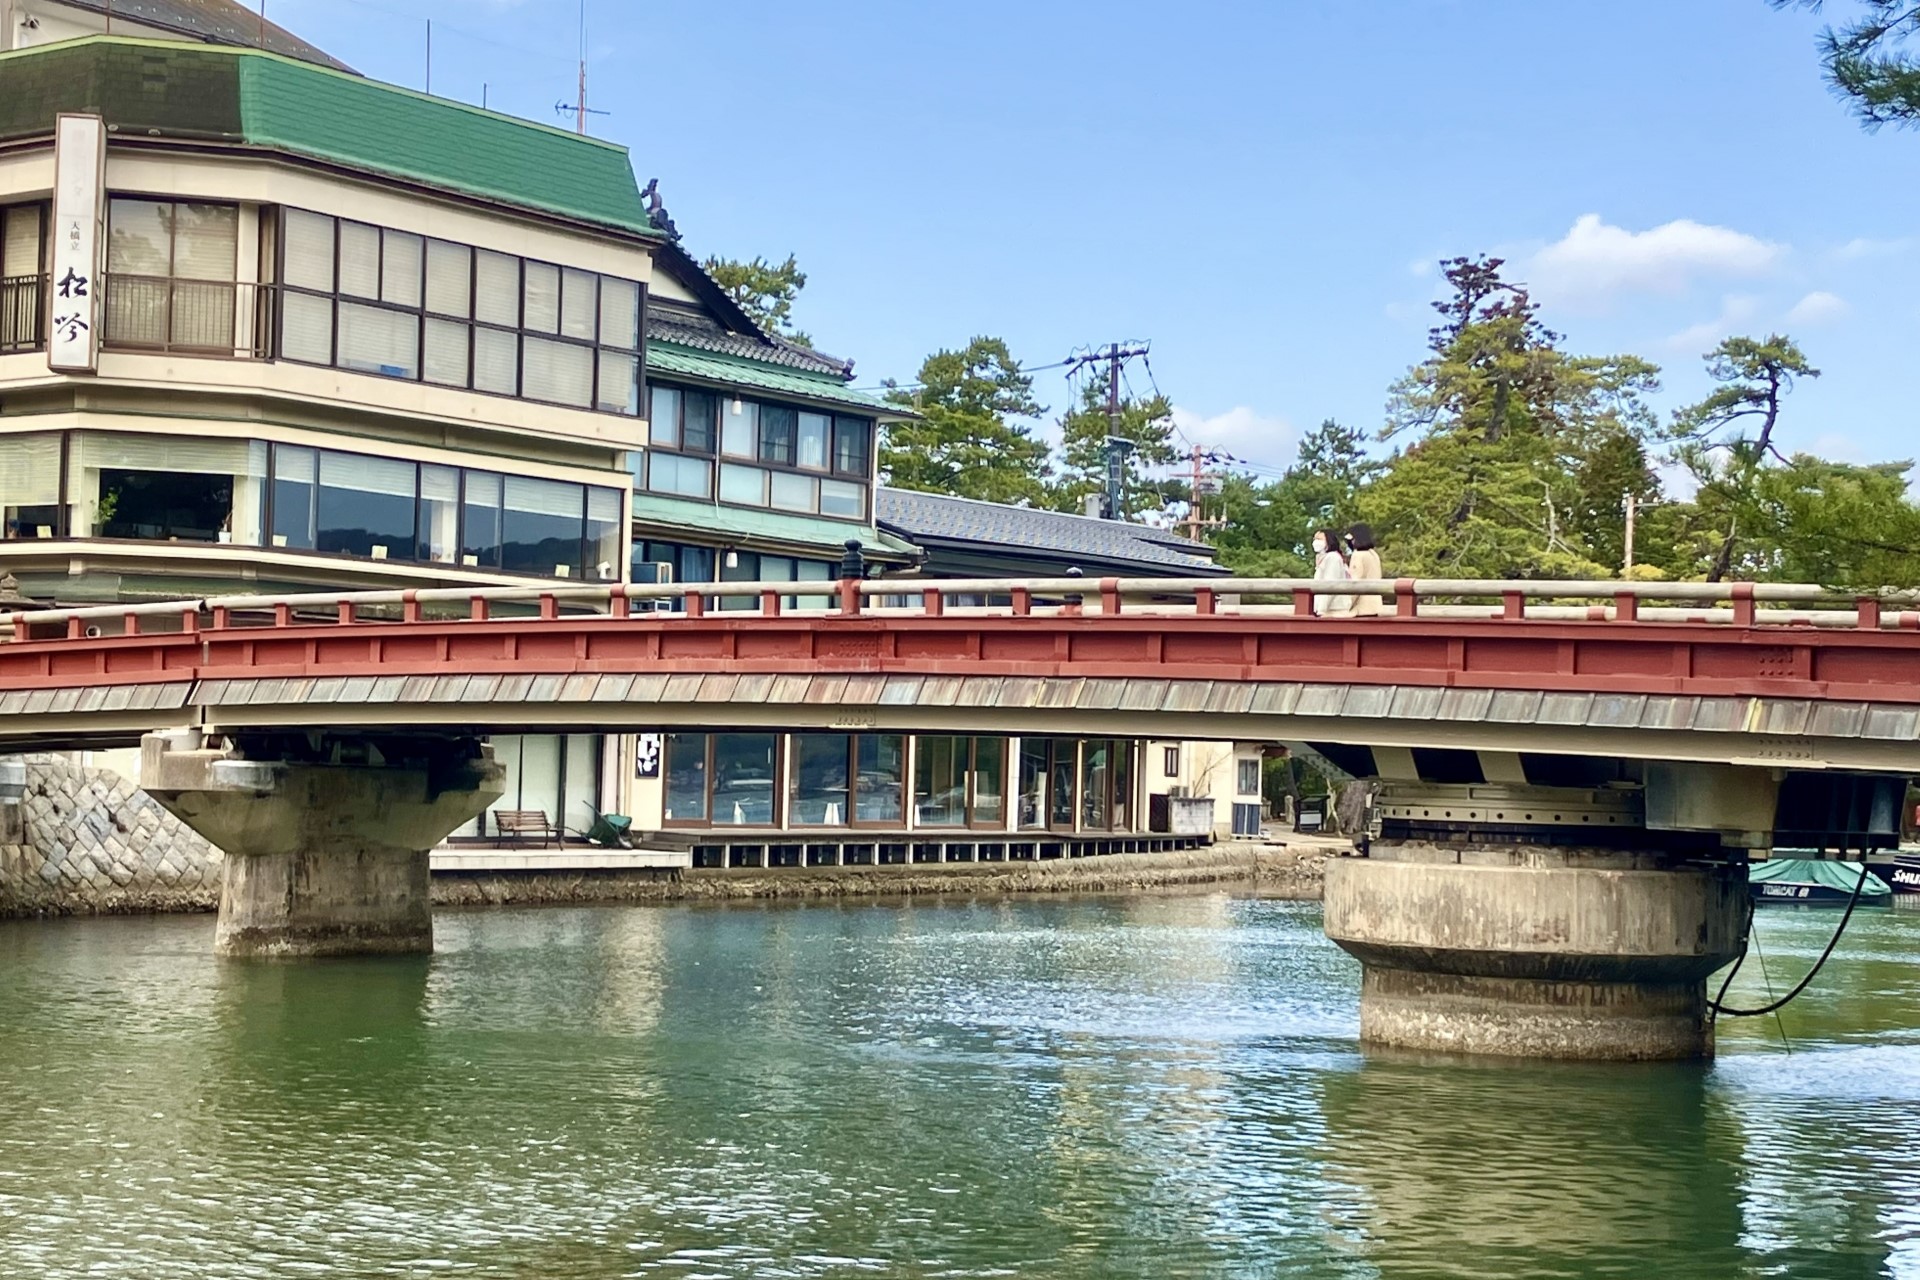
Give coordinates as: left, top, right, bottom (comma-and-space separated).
1323, 778, 1760, 1060
142, 732, 504, 958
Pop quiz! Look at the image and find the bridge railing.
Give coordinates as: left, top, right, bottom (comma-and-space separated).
4, 576, 1920, 639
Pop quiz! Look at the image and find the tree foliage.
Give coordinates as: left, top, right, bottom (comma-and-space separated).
1670, 335, 1819, 580
1047, 382, 1182, 518
1360, 257, 1662, 578
880, 337, 1054, 506
703, 253, 810, 345
1773, 1, 1920, 127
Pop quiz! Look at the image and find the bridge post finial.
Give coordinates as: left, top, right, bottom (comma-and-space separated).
839, 539, 865, 581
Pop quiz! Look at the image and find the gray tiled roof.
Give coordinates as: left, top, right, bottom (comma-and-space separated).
646, 302, 851, 378
875, 488, 1225, 575
53, 0, 355, 71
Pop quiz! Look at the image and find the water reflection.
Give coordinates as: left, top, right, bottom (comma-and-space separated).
0, 898, 1916, 1277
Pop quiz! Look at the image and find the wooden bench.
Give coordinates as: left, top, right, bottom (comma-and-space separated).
494, 809, 561, 848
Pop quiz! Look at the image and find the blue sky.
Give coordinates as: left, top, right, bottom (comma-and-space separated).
278, 0, 1918, 482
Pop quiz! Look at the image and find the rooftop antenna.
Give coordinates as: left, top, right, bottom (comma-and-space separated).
258, 1, 265, 49
553, 0, 610, 133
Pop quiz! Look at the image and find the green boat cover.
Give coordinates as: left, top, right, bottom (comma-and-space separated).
1751, 858, 1892, 897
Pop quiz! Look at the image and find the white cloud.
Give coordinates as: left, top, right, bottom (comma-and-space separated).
1663, 294, 1761, 354
1786, 290, 1849, 326
1808, 431, 1867, 463
1169, 405, 1298, 473
1528, 214, 1783, 310
1406, 257, 1435, 278
1833, 236, 1910, 261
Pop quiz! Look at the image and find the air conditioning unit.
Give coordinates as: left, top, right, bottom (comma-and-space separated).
1168, 784, 1191, 799
632, 560, 675, 612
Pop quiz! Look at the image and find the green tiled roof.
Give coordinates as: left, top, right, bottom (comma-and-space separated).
0, 37, 654, 238
647, 341, 906, 417
630, 492, 918, 562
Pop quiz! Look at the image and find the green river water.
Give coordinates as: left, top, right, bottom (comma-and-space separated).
2, 894, 1918, 1279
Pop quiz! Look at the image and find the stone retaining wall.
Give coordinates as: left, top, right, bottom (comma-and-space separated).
0, 756, 222, 918
432, 842, 1329, 909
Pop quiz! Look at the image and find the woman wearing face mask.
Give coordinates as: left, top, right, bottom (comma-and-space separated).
1311, 527, 1352, 615
1345, 523, 1382, 616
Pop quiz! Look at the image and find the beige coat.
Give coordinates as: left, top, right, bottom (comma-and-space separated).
1347, 547, 1383, 616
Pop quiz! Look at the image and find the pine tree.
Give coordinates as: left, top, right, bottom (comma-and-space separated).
881, 338, 1053, 506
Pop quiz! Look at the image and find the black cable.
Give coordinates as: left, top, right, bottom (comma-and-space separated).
1710, 859, 1873, 1018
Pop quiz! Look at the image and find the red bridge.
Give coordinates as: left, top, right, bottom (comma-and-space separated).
1, 576, 1917, 772
11, 574, 1911, 1065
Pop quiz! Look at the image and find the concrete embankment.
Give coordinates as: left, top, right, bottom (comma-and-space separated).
432, 841, 1332, 909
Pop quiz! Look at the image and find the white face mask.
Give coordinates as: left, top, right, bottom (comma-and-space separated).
1312, 537, 1327, 554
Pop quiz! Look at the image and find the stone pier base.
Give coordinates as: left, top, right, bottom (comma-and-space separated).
144, 737, 502, 958
1324, 844, 1746, 1060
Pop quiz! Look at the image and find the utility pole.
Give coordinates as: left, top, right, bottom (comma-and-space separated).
1623, 492, 1637, 576
1063, 341, 1150, 520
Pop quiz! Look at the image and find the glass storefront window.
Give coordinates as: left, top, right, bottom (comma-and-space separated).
1018, 739, 1049, 831
1081, 739, 1114, 832
664, 733, 708, 823
461, 470, 503, 569
317, 452, 417, 559
915, 736, 968, 827
72, 434, 266, 546
1048, 740, 1078, 830
418, 464, 459, 565
501, 476, 585, 578
856, 734, 905, 824
586, 487, 623, 580
973, 739, 1006, 827
791, 734, 852, 826
270, 444, 317, 550
712, 733, 778, 826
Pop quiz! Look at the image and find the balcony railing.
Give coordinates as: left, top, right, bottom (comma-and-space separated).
100, 274, 272, 357
0, 274, 44, 354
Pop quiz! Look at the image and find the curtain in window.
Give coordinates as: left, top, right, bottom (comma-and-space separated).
338, 302, 419, 379
3, 205, 40, 278
599, 278, 638, 349
475, 250, 519, 327
522, 261, 560, 334
281, 292, 333, 364
424, 318, 469, 387
522, 337, 592, 407
425, 239, 470, 317
561, 267, 596, 341
338, 222, 380, 298
283, 209, 334, 292
0, 435, 61, 507
172, 205, 237, 281
473, 327, 517, 395
381, 231, 423, 308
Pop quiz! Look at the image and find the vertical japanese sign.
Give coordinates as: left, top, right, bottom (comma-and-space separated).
49, 113, 105, 374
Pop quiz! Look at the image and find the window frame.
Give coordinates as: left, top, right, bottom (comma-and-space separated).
272, 206, 644, 416
644, 380, 871, 522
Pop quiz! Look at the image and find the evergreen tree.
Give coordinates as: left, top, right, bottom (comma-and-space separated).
881, 337, 1053, 505
703, 254, 810, 346
1773, 1, 1920, 128
1671, 335, 1819, 581
1047, 382, 1182, 518
1360, 257, 1662, 577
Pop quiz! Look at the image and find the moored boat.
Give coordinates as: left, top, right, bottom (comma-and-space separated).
1750, 857, 1893, 906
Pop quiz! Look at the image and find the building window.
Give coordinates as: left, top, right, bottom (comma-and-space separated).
72, 434, 266, 545
1237, 758, 1262, 797
103, 198, 239, 352
1, 202, 45, 353
648, 381, 870, 521
0, 433, 62, 539
663, 733, 780, 826
1163, 746, 1181, 778
1080, 739, 1133, 832
913, 737, 1008, 829
276, 208, 642, 415
467, 733, 601, 839
253, 443, 618, 579
1019, 738, 1085, 832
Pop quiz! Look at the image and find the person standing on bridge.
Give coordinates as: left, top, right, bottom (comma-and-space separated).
1311, 528, 1353, 616
1345, 524, 1383, 616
